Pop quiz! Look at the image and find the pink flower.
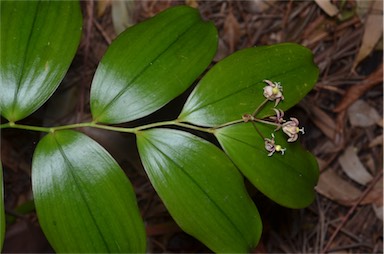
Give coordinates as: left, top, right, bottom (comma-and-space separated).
282, 117, 305, 142
269, 108, 285, 124
264, 134, 286, 156
263, 80, 284, 106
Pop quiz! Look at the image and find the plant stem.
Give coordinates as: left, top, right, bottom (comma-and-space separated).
213, 119, 244, 130
0, 120, 216, 134
1, 122, 52, 133
253, 118, 281, 127
252, 99, 269, 116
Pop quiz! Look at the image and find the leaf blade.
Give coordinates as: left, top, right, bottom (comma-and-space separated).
90, 6, 218, 124
137, 128, 262, 253
215, 123, 319, 208
179, 43, 319, 126
32, 130, 146, 253
0, 1, 82, 122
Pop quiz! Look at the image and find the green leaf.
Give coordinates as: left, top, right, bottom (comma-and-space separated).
179, 43, 319, 126
0, 163, 4, 251
90, 6, 218, 124
215, 123, 319, 208
32, 130, 146, 253
137, 128, 262, 253
0, 1, 82, 122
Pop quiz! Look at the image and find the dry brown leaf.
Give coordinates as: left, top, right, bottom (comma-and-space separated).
372, 203, 383, 220
185, 0, 199, 8
303, 101, 337, 140
316, 169, 383, 207
333, 63, 383, 112
96, 0, 111, 18
369, 134, 383, 147
347, 100, 381, 127
111, 0, 136, 35
316, 169, 363, 206
338, 146, 373, 185
314, 0, 339, 17
248, 0, 271, 13
353, 0, 383, 70
223, 10, 241, 53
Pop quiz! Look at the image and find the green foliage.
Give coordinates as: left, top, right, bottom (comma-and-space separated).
1, 2, 320, 253
32, 130, 146, 252
137, 128, 262, 253
90, 6, 218, 124
0, 1, 82, 122
179, 43, 319, 126
215, 123, 319, 208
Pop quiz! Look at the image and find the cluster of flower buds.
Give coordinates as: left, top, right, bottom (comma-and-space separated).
242, 79, 306, 156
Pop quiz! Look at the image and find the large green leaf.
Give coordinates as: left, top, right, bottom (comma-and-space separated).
32, 130, 146, 253
137, 128, 262, 253
215, 122, 319, 208
0, 1, 82, 122
90, 6, 218, 124
0, 163, 4, 251
179, 43, 319, 126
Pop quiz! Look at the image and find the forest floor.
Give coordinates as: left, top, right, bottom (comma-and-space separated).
1, 1, 383, 253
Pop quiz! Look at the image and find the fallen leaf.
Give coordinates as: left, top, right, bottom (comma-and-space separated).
316, 169, 383, 207
97, 0, 111, 18
314, 0, 339, 17
185, 0, 199, 8
338, 146, 373, 185
369, 134, 383, 147
333, 63, 383, 112
316, 169, 363, 206
302, 100, 337, 140
347, 100, 381, 127
248, 0, 271, 13
353, 0, 383, 70
223, 9, 241, 53
112, 0, 136, 35
372, 204, 383, 220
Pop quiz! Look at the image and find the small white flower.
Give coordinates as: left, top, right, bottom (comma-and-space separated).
264, 133, 286, 156
263, 80, 284, 106
282, 117, 305, 142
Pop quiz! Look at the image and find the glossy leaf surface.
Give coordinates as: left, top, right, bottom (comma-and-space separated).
0, 163, 4, 251
0, 1, 82, 122
32, 130, 146, 253
179, 43, 319, 126
90, 6, 218, 124
137, 128, 262, 253
215, 123, 319, 208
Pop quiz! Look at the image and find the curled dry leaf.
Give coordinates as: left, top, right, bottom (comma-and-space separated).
112, 0, 136, 35
314, 0, 339, 17
352, 0, 383, 70
316, 169, 382, 208
347, 100, 381, 127
302, 99, 337, 140
369, 134, 383, 147
316, 169, 362, 206
338, 146, 373, 185
223, 10, 241, 53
